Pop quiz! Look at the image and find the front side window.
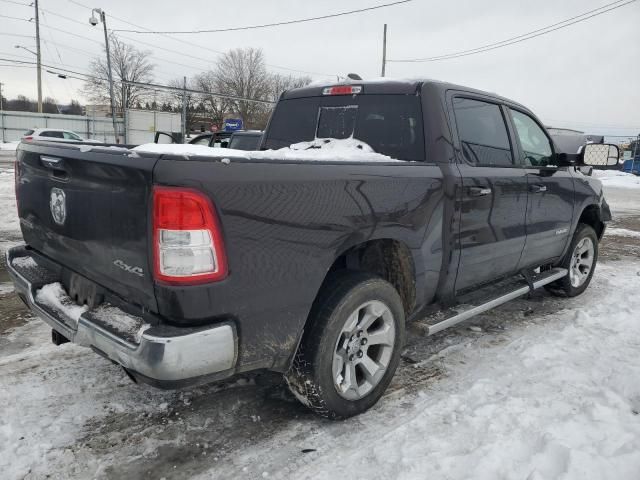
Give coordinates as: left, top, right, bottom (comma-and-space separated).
453, 97, 513, 167
63, 131, 82, 140
509, 110, 553, 166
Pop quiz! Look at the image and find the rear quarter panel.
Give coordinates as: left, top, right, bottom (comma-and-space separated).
153, 158, 444, 371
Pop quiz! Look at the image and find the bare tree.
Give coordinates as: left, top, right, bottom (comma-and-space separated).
214, 48, 272, 129
83, 36, 154, 114
269, 73, 312, 102
192, 71, 229, 129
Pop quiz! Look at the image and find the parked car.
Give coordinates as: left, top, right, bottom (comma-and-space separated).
228, 130, 263, 151
22, 128, 86, 142
8, 79, 618, 419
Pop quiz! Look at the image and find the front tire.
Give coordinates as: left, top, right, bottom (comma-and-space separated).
285, 272, 405, 419
546, 223, 598, 297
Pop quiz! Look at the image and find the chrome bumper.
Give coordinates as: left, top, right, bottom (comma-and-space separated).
6, 246, 237, 386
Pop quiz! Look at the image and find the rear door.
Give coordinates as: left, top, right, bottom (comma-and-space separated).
16, 142, 159, 310
507, 108, 574, 267
450, 95, 529, 292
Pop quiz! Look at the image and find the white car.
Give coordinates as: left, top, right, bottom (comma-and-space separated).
22, 128, 86, 142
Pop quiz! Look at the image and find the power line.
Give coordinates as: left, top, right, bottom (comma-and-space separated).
111, 0, 414, 34
67, 0, 338, 77
389, 0, 637, 62
0, 57, 277, 105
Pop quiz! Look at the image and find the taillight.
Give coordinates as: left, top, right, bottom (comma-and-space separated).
14, 158, 19, 210
23, 136, 33, 141
322, 85, 362, 95
152, 186, 227, 285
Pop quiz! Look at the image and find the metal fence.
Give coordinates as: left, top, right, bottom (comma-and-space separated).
125, 109, 182, 145
0, 109, 181, 145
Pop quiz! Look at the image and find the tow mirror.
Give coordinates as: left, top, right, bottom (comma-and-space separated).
582, 144, 619, 167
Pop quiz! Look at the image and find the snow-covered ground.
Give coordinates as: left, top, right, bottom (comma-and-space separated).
0, 141, 19, 152
0, 165, 639, 479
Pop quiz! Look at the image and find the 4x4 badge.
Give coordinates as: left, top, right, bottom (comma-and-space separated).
50, 188, 66, 225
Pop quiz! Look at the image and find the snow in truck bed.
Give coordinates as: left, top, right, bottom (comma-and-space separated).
132, 138, 401, 162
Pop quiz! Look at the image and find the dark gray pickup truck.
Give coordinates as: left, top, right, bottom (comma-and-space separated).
8, 79, 619, 419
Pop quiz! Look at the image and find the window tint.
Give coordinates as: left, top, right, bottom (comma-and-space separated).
510, 110, 553, 166
453, 98, 513, 167
264, 94, 424, 161
40, 131, 64, 138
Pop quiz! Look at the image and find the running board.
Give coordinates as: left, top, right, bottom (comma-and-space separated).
418, 267, 568, 336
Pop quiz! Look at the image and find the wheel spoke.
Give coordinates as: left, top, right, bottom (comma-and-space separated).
359, 308, 379, 330
343, 362, 358, 393
359, 355, 383, 383
367, 325, 394, 346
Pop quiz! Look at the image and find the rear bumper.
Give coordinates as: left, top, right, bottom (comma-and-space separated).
6, 245, 237, 388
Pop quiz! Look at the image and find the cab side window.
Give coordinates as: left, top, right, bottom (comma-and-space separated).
509, 110, 553, 167
453, 97, 514, 167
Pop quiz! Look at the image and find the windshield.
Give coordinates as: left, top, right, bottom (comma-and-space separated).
263, 94, 425, 161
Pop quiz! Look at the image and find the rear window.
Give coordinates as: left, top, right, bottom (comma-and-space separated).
264, 94, 425, 161
229, 134, 262, 151
24, 129, 34, 136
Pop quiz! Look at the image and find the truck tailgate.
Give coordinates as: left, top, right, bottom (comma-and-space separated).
15, 142, 159, 311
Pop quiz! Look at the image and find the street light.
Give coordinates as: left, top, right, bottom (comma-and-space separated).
14, 45, 37, 56
89, 8, 118, 143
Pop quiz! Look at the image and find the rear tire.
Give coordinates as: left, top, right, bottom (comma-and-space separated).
285, 271, 405, 420
546, 223, 598, 297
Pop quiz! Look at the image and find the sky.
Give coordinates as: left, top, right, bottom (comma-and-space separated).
0, 0, 639, 137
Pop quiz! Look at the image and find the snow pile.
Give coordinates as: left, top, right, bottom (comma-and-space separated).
593, 169, 640, 189
11, 256, 37, 270
91, 305, 150, 343
0, 141, 19, 151
35, 282, 87, 324
0, 168, 20, 235
606, 227, 640, 239
132, 137, 398, 162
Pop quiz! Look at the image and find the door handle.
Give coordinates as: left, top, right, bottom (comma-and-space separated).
468, 186, 492, 197
40, 155, 66, 171
529, 184, 547, 193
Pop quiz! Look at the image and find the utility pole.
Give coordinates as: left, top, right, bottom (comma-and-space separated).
0, 81, 5, 143
181, 76, 187, 142
90, 8, 118, 143
381, 23, 387, 77
34, 0, 43, 113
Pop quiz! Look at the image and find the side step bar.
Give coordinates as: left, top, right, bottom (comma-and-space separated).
420, 267, 567, 336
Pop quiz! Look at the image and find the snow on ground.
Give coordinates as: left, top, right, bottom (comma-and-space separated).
0, 166, 19, 235
0, 141, 19, 152
592, 169, 640, 189
605, 227, 640, 239
0, 158, 639, 479
132, 138, 398, 162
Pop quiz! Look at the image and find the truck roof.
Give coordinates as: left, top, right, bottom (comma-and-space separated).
282, 78, 527, 110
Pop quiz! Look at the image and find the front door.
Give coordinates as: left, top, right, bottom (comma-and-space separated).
507, 109, 575, 268
451, 96, 529, 292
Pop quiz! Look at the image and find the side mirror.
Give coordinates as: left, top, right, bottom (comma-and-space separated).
582, 143, 619, 167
